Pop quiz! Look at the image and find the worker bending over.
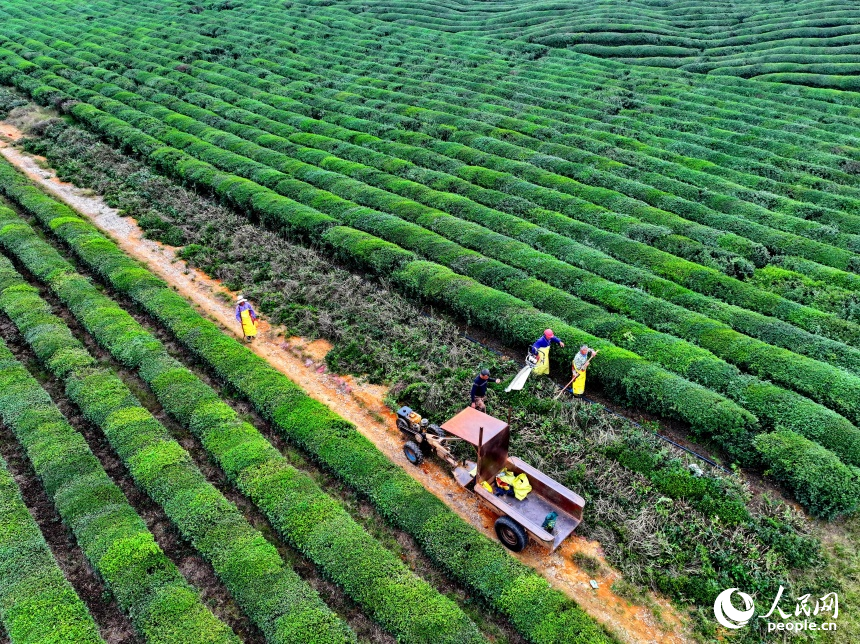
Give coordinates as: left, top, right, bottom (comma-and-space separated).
529, 329, 564, 376
572, 345, 599, 396
235, 295, 258, 343
470, 368, 501, 412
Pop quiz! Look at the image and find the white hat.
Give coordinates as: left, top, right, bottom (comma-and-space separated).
237, 294, 247, 303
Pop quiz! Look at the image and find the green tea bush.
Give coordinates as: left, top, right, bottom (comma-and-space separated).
0, 336, 236, 643
0, 255, 358, 644
0, 211, 486, 644
0, 451, 104, 644
754, 430, 860, 520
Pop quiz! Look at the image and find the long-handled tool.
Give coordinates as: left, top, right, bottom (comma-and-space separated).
553, 372, 579, 399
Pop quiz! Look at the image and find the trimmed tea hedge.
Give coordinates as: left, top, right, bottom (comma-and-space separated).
754, 430, 860, 520
0, 255, 360, 644
0, 449, 103, 644
0, 334, 237, 643
0, 208, 486, 644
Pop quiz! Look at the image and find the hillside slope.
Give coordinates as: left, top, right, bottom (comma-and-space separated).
304, 0, 860, 89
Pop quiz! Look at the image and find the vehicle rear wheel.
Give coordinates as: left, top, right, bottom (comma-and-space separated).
403, 441, 424, 465
494, 516, 528, 552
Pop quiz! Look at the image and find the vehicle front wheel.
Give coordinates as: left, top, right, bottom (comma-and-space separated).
494, 516, 527, 552
403, 441, 424, 465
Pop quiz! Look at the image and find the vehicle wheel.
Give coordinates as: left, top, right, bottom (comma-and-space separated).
494, 516, 528, 552
396, 417, 411, 434
403, 441, 424, 465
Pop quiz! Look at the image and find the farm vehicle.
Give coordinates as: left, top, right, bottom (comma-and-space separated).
396, 406, 584, 553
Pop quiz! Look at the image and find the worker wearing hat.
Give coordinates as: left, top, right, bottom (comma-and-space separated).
571, 345, 599, 396
470, 368, 501, 413
529, 329, 564, 376
235, 294, 258, 342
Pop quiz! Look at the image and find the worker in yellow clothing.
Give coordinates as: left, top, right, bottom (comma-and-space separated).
529, 329, 564, 376
571, 345, 599, 396
235, 295, 258, 343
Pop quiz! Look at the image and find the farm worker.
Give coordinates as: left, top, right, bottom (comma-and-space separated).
470, 368, 501, 412
571, 345, 599, 396
529, 329, 564, 376
235, 295, 258, 343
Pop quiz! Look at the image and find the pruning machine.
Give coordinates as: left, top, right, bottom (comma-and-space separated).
396, 405, 584, 553
504, 352, 540, 392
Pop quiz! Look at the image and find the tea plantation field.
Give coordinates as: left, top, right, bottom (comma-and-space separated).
327, 0, 860, 89
0, 1, 859, 642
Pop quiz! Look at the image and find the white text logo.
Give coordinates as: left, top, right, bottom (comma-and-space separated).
713, 586, 838, 633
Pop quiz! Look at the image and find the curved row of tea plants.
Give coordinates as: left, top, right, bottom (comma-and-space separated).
0, 258, 241, 644
305, 0, 860, 89
178, 14, 860, 285
0, 447, 103, 644
224, 16, 860, 177
0, 206, 490, 644
118, 0, 860, 138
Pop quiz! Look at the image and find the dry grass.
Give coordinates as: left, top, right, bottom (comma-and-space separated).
4, 104, 59, 135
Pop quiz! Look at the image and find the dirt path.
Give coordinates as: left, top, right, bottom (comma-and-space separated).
0, 130, 692, 644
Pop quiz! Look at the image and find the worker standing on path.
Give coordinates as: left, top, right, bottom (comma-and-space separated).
470, 368, 501, 412
571, 345, 599, 396
529, 329, 564, 376
235, 295, 258, 343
